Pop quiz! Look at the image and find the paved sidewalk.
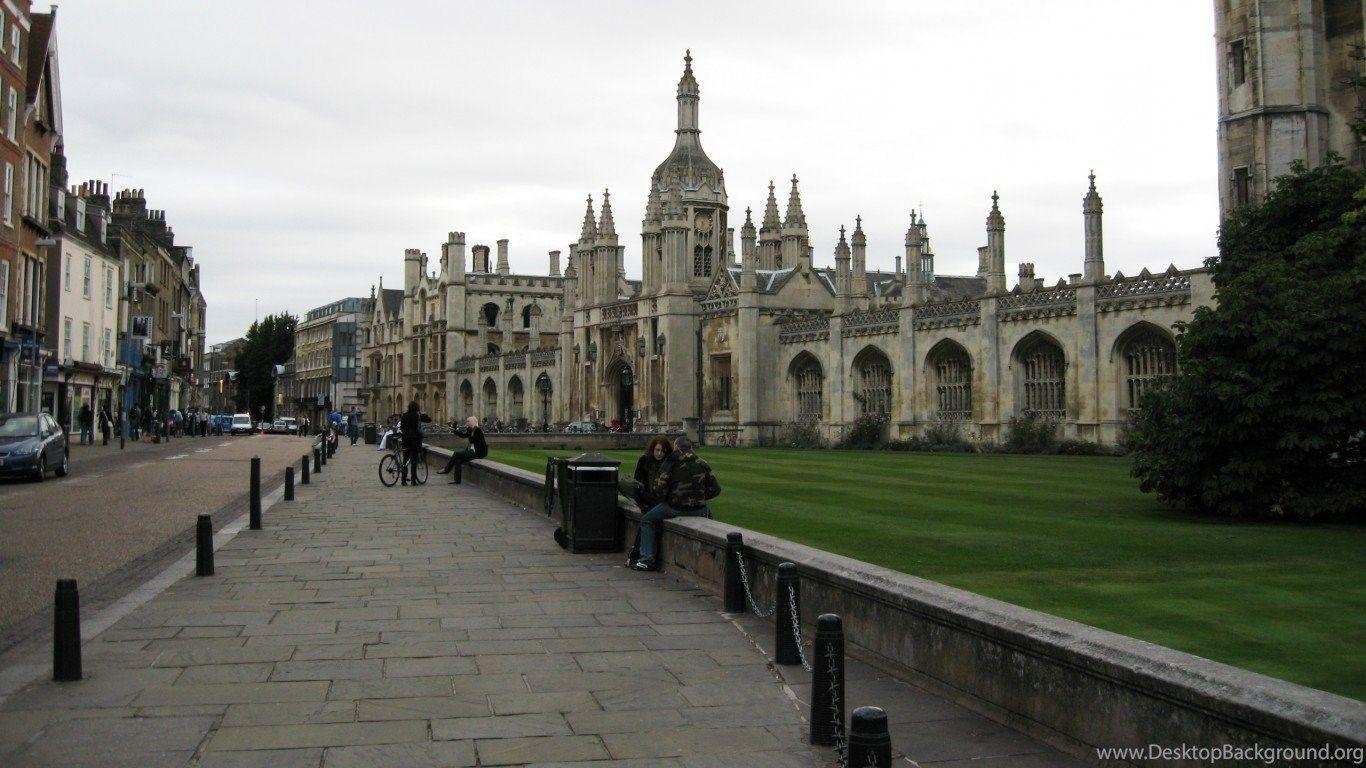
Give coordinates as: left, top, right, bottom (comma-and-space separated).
0, 446, 825, 767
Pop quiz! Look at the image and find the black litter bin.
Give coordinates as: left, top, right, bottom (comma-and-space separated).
556, 453, 622, 553
363, 422, 378, 445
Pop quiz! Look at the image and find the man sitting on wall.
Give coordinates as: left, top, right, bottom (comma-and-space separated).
632, 436, 721, 572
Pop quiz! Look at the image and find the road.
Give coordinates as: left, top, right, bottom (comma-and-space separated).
0, 432, 333, 654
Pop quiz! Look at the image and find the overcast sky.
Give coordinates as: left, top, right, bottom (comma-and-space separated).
54, 1, 1218, 345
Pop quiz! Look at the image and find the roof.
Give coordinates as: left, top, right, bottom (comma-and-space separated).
26, 14, 52, 100
380, 288, 404, 318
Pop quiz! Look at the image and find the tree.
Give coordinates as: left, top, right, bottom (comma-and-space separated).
1130, 159, 1366, 521
232, 313, 297, 422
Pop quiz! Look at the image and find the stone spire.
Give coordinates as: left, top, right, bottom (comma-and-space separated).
643, 185, 662, 225
580, 195, 597, 242
740, 206, 757, 287
834, 225, 852, 302
985, 191, 1006, 293
678, 49, 699, 102
761, 180, 781, 231
598, 189, 616, 240
1082, 170, 1104, 282
783, 174, 806, 229
851, 215, 868, 302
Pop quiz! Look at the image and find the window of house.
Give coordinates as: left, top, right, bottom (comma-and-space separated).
62, 317, 72, 359
1229, 39, 1246, 86
103, 329, 112, 367
0, 12, 6, 54
931, 346, 972, 421
105, 267, 114, 308
1019, 339, 1065, 419
82, 324, 91, 361
5, 87, 14, 141
63, 255, 70, 291
1123, 330, 1177, 413
82, 257, 92, 298
0, 260, 8, 327
794, 358, 823, 423
2, 163, 12, 226
75, 198, 86, 232
1233, 166, 1250, 207
9, 25, 18, 65
855, 350, 893, 416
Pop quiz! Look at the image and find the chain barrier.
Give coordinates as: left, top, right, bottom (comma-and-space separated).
732, 549, 776, 618
822, 635, 848, 767
788, 585, 812, 672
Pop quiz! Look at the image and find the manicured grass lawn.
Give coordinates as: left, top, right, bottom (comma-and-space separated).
494, 447, 1365, 699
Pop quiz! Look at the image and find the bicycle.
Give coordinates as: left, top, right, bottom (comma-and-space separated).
378, 437, 429, 487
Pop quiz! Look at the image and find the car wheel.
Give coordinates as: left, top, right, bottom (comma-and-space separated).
54, 450, 70, 478
33, 454, 46, 482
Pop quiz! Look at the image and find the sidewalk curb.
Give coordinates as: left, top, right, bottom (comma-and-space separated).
0, 483, 287, 705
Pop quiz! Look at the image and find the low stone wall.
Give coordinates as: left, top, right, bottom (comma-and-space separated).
424, 449, 1366, 764
426, 433, 651, 453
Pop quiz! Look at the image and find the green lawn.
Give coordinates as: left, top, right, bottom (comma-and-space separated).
494, 447, 1365, 699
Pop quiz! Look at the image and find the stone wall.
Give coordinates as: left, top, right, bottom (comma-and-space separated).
429, 450, 1366, 765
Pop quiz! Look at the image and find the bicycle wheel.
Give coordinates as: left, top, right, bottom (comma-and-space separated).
412, 451, 430, 485
378, 454, 401, 487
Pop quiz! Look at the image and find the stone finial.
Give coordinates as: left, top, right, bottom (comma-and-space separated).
852, 215, 866, 245
580, 195, 597, 242
598, 189, 616, 237
762, 180, 781, 230
784, 174, 806, 229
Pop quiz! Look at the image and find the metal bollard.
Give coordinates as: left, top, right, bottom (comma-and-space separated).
775, 562, 801, 665
313, 447, 322, 474
301, 453, 311, 484
249, 456, 262, 530
285, 466, 295, 501
119, 432, 125, 450
847, 706, 892, 767
53, 579, 82, 681
196, 515, 215, 576
724, 532, 746, 613
319, 443, 327, 467
810, 614, 845, 746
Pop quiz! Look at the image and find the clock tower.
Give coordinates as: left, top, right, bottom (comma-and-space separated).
643, 51, 729, 295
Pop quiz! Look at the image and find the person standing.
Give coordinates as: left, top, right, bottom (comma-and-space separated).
632, 436, 721, 572
347, 412, 359, 446
128, 405, 141, 441
398, 401, 431, 486
436, 416, 488, 484
78, 404, 94, 446
98, 405, 112, 446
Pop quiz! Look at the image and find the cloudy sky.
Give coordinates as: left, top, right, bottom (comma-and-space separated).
54, 1, 1218, 344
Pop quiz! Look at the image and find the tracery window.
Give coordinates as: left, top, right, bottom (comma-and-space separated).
854, 349, 892, 416
482, 379, 498, 419
930, 344, 972, 421
693, 245, 713, 277
1019, 337, 1065, 419
1123, 330, 1176, 412
460, 381, 474, 416
509, 377, 525, 420
793, 356, 823, 422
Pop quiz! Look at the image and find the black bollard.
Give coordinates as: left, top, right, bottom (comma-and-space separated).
285, 466, 295, 501
53, 579, 82, 681
847, 707, 892, 767
301, 453, 311, 484
196, 515, 215, 576
313, 447, 322, 474
249, 456, 261, 530
810, 614, 845, 746
119, 432, 125, 450
319, 443, 327, 467
724, 532, 746, 613
775, 562, 801, 665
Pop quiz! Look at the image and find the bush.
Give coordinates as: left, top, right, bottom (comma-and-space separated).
836, 414, 889, 449
776, 421, 827, 449
1002, 413, 1058, 453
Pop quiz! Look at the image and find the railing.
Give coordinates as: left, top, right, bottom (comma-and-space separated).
841, 307, 899, 338
504, 353, 527, 369
998, 286, 1076, 322
478, 358, 499, 373
777, 313, 831, 344
1097, 269, 1193, 312
530, 349, 558, 367
913, 299, 981, 331
601, 301, 639, 321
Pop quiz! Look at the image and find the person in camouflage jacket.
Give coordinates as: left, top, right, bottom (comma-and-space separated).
633, 436, 720, 571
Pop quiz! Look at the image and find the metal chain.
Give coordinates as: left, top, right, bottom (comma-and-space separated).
824, 637, 848, 768
732, 550, 775, 618
788, 585, 812, 672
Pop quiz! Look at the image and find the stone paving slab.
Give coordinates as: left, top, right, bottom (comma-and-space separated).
0, 443, 1088, 766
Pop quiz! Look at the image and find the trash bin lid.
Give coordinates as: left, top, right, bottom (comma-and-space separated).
567, 452, 621, 468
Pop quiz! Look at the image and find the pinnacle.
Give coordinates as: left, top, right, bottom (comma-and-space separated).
784, 174, 806, 229
598, 189, 616, 237
762, 180, 781, 230
580, 194, 597, 241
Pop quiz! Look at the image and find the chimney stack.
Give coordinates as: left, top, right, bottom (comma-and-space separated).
549, 250, 561, 276
496, 239, 510, 275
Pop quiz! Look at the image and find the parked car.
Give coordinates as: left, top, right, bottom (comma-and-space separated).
229, 413, 254, 435
270, 417, 297, 434
0, 412, 70, 481
564, 421, 604, 433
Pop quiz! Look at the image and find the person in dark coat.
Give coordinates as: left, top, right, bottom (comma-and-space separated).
437, 416, 488, 484
632, 436, 721, 571
78, 404, 94, 445
623, 435, 673, 567
398, 401, 431, 486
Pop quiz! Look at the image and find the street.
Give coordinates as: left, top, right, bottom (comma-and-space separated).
0, 432, 324, 655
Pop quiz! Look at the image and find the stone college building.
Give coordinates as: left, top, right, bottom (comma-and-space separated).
359, 0, 1362, 447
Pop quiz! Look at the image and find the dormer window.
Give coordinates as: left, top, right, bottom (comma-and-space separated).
75, 198, 86, 232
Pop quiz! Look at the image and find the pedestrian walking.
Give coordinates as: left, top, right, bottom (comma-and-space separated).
78, 404, 93, 445
436, 416, 488, 484
128, 405, 141, 440
99, 405, 112, 446
347, 412, 359, 446
398, 401, 431, 486
632, 436, 721, 572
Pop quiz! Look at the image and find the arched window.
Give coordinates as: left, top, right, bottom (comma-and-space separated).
1017, 334, 1065, 419
693, 245, 713, 277
790, 354, 823, 423
928, 341, 972, 421
487, 343, 500, 356
522, 305, 532, 328
460, 380, 474, 416
481, 302, 499, 327
509, 376, 525, 420
482, 378, 498, 420
1120, 326, 1176, 412
853, 348, 892, 416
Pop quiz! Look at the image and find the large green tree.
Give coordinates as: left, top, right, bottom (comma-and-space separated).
232, 313, 297, 422
1130, 159, 1366, 521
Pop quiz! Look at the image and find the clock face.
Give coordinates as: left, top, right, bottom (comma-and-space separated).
694, 213, 712, 235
